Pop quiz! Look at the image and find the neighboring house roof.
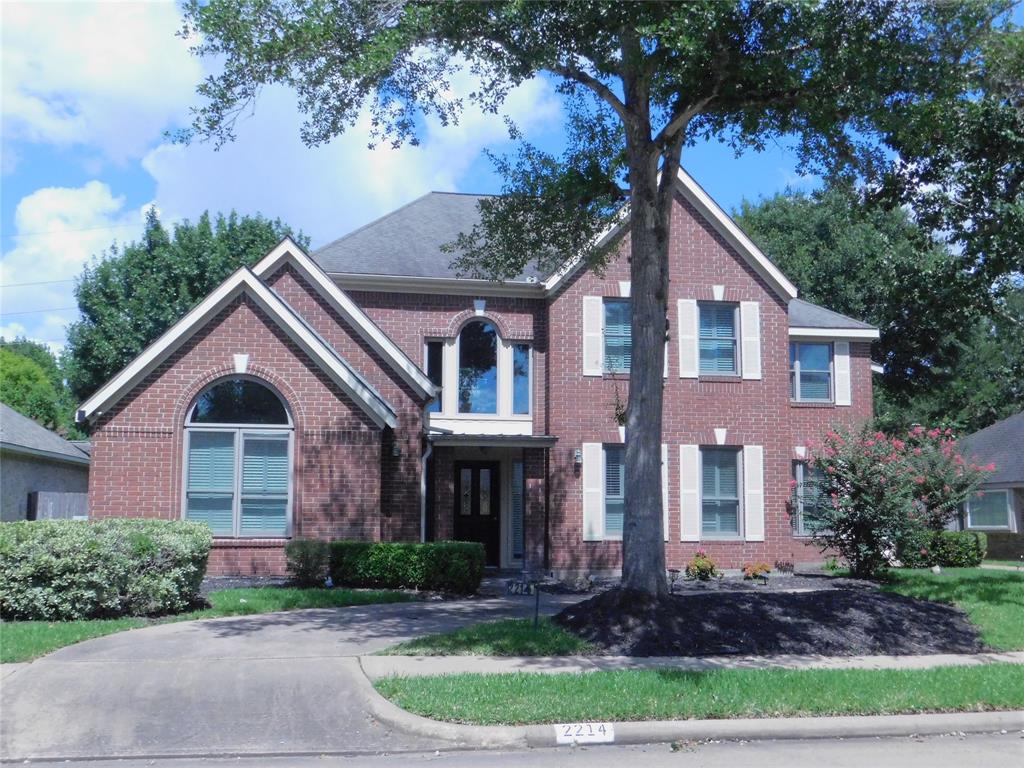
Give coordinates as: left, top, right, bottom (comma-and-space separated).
77, 268, 398, 429
0, 404, 90, 466
315, 192, 545, 283
959, 410, 1024, 486
70, 440, 92, 456
788, 298, 879, 339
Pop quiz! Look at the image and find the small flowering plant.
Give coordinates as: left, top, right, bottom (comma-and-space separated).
797, 424, 992, 578
685, 549, 719, 581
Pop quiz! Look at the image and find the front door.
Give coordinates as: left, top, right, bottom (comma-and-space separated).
454, 461, 501, 566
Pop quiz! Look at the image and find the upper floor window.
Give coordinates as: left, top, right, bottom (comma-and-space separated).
425, 340, 444, 413
702, 447, 740, 537
604, 299, 631, 373
513, 343, 530, 415
790, 342, 833, 402
966, 489, 1012, 529
699, 303, 738, 375
185, 378, 292, 538
458, 321, 498, 413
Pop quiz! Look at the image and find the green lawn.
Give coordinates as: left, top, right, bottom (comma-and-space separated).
879, 568, 1024, 651
375, 663, 1024, 725
380, 618, 595, 656
0, 587, 413, 663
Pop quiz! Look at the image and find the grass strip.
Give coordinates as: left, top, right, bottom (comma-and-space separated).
380, 618, 595, 656
374, 663, 1024, 725
879, 569, 1024, 651
0, 587, 413, 663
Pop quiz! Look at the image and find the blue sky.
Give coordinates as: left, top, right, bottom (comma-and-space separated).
4, 0, 974, 353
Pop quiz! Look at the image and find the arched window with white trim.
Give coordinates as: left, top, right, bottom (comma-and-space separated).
458, 321, 498, 413
183, 377, 293, 537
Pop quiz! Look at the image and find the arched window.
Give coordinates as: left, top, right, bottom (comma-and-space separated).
458, 321, 498, 413
183, 377, 292, 537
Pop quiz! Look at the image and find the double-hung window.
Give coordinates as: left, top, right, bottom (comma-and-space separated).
699, 303, 738, 375
184, 378, 293, 537
793, 461, 828, 536
701, 447, 741, 537
790, 342, 833, 402
604, 445, 625, 538
604, 299, 632, 373
966, 490, 1012, 529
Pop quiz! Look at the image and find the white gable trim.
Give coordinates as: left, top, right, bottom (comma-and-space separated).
254, 238, 437, 398
77, 268, 397, 429
789, 327, 880, 340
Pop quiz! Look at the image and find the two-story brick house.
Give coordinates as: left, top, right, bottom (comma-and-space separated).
79, 169, 878, 576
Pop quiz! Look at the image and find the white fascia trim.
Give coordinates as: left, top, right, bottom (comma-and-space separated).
332, 272, 545, 298
674, 168, 798, 300
254, 238, 437, 398
871, 362, 885, 374
789, 327, 880, 340
542, 208, 630, 294
78, 268, 396, 429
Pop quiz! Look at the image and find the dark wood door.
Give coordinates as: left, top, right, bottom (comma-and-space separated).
454, 461, 501, 566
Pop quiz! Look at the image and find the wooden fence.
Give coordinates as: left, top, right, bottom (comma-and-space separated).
27, 491, 89, 520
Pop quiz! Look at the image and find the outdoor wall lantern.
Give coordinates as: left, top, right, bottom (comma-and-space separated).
573, 448, 583, 466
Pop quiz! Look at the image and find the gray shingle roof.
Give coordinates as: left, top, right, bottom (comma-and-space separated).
959, 410, 1024, 485
313, 192, 543, 282
788, 298, 876, 330
0, 403, 90, 464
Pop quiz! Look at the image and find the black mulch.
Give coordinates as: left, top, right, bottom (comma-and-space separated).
552, 587, 985, 657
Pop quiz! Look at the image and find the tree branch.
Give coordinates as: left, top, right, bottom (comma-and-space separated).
548, 61, 630, 125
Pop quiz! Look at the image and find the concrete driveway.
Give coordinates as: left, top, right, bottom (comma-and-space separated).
0, 593, 579, 761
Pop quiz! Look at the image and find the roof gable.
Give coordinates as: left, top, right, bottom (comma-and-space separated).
77, 268, 397, 428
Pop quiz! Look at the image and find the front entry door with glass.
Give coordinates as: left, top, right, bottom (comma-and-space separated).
454, 461, 501, 566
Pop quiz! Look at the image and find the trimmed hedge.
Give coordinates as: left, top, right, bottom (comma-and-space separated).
897, 530, 988, 569
285, 539, 330, 587
0, 519, 212, 620
329, 541, 485, 594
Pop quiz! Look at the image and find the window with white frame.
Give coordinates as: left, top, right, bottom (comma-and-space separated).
184, 378, 293, 537
699, 303, 739, 375
513, 343, 530, 415
425, 340, 444, 413
604, 299, 631, 373
604, 444, 625, 538
793, 461, 829, 536
701, 447, 741, 537
790, 342, 833, 402
458, 321, 498, 413
966, 489, 1012, 529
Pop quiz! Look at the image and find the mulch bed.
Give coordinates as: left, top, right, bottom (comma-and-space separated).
552, 587, 985, 657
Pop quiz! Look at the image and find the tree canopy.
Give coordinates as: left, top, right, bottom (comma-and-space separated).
65, 210, 306, 403
0, 348, 61, 430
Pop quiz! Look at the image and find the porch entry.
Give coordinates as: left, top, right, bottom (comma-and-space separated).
454, 461, 501, 566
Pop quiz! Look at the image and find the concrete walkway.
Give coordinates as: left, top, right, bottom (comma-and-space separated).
981, 563, 1024, 572
361, 649, 1024, 679
0, 593, 580, 761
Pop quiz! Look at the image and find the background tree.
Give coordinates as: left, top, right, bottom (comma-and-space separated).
65, 209, 306, 403
0, 348, 61, 429
183, 0, 1009, 597
0, 339, 82, 436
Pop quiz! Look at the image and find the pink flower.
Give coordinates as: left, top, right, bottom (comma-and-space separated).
891, 439, 905, 450
985, 462, 996, 472
789, 479, 798, 489
914, 448, 922, 456
928, 428, 941, 439
914, 475, 926, 484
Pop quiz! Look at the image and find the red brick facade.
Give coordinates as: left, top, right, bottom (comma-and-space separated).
87, 190, 875, 576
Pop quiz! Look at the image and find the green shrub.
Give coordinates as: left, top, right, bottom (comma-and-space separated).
329, 541, 484, 593
285, 539, 330, 587
0, 519, 212, 620
897, 530, 987, 568
685, 549, 718, 581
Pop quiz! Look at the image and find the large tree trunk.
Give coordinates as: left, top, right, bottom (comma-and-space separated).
620, 143, 672, 597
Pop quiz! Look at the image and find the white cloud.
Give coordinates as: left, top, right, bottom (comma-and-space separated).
1, 0, 201, 164
0, 181, 145, 348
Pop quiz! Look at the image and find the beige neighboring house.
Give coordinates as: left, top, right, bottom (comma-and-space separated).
0, 403, 90, 521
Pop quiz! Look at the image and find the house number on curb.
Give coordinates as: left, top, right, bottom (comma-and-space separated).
554, 722, 615, 744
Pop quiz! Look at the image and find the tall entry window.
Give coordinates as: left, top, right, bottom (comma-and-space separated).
184, 378, 293, 537
458, 321, 498, 413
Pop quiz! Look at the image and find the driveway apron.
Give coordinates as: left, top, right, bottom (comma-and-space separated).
0, 594, 579, 760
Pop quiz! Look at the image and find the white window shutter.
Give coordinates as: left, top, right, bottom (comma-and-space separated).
663, 340, 669, 378
679, 444, 700, 541
582, 296, 604, 376
678, 299, 698, 378
661, 443, 669, 542
740, 301, 762, 380
582, 443, 604, 541
834, 341, 851, 406
743, 445, 765, 542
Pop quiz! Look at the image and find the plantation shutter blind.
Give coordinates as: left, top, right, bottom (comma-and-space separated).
661, 443, 669, 541
186, 431, 235, 535
834, 341, 852, 406
699, 304, 737, 374
581, 443, 604, 541
603, 300, 632, 373
678, 300, 698, 378
582, 297, 604, 376
702, 449, 740, 536
743, 445, 765, 541
679, 444, 700, 541
240, 435, 289, 536
740, 301, 762, 380
604, 445, 625, 538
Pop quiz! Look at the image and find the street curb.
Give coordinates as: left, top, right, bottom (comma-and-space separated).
355, 661, 1024, 748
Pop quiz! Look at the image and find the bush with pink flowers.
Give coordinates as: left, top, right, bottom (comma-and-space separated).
797, 425, 993, 578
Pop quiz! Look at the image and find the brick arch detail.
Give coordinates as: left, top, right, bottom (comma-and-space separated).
442, 310, 530, 342
169, 365, 307, 521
